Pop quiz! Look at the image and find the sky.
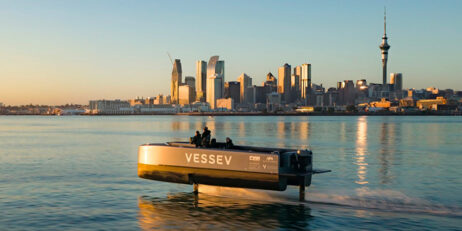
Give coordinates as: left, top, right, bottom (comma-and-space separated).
0, 0, 461, 105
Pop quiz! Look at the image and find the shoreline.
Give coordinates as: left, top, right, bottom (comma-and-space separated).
1, 111, 461, 116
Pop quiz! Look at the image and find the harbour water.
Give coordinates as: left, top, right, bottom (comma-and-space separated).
1, 116, 461, 230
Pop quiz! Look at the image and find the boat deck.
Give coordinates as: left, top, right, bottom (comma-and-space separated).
153, 142, 299, 154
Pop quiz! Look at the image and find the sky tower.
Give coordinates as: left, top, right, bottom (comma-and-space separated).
379, 8, 390, 86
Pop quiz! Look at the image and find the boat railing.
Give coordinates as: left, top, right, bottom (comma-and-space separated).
162, 141, 298, 154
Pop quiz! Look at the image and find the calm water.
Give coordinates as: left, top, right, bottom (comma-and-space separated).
1, 116, 461, 230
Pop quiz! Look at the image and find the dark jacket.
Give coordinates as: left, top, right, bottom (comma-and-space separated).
192, 134, 202, 147
201, 130, 211, 147
225, 139, 234, 149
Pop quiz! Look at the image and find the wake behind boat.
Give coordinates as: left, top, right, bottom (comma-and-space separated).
138, 141, 330, 201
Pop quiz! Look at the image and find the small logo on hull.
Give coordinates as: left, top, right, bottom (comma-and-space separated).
249, 156, 260, 161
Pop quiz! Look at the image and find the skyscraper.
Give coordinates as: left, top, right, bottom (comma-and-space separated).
216, 60, 225, 79
294, 65, 302, 96
207, 56, 224, 79
301, 63, 311, 101
339, 80, 355, 105
237, 73, 252, 104
254, 86, 267, 104
179, 85, 195, 105
379, 9, 390, 86
206, 74, 223, 109
291, 73, 300, 102
196, 60, 207, 102
278, 63, 291, 103
264, 72, 277, 93
224, 81, 240, 105
171, 59, 182, 104
184, 76, 196, 102
294, 65, 302, 78
390, 73, 402, 91
185, 76, 195, 88
206, 56, 225, 109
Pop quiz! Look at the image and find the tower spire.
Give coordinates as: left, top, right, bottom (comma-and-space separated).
379, 7, 390, 86
384, 6, 387, 35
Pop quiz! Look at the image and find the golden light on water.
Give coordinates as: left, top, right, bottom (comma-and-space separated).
277, 120, 286, 147
299, 120, 309, 141
355, 116, 368, 185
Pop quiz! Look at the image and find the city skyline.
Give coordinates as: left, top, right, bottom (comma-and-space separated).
1, 0, 461, 105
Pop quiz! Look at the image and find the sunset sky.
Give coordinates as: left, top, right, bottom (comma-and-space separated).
1, 0, 461, 105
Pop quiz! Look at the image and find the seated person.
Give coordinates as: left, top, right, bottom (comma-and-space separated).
191, 131, 201, 147
225, 137, 234, 149
201, 127, 211, 147
210, 138, 217, 148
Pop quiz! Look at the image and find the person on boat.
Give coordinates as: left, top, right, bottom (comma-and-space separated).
201, 127, 211, 147
191, 131, 202, 147
210, 138, 217, 148
225, 137, 234, 149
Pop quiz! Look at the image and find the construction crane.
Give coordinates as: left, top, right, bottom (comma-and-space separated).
167, 52, 173, 65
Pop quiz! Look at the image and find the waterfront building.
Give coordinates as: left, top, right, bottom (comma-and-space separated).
216, 98, 234, 111
237, 73, 252, 104
295, 106, 314, 112
89, 100, 132, 115
52, 108, 86, 116
179, 85, 195, 105
379, 9, 391, 86
139, 104, 178, 114
206, 56, 225, 109
324, 88, 339, 107
416, 97, 447, 110
171, 59, 182, 104
399, 97, 415, 107
224, 81, 240, 105
278, 63, 291, 103
196, 60, 207, 102
369, 98, 391, 109
313, 92, 323, 107
266, 92, 281, 112
301, 63, 312, 103
188, 102, 211, 112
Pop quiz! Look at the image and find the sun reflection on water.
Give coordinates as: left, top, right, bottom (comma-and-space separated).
355, 116, 368, 185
